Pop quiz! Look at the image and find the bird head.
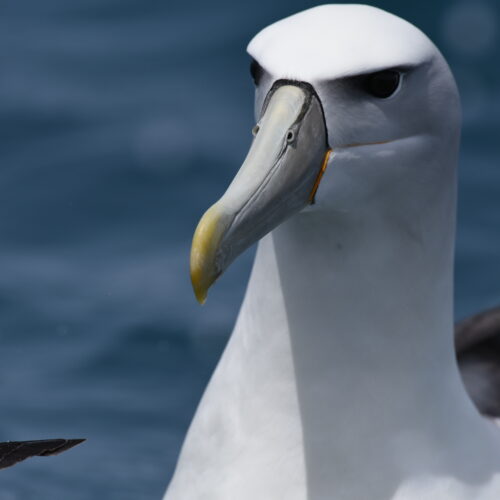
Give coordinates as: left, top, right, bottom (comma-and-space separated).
190, 4, 460, 303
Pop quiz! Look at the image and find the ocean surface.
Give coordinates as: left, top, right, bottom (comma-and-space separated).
0, 0, 499, 498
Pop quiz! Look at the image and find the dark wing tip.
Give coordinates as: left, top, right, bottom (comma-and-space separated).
0, 438, 86, 470
456, 305, 500, 418
455, 305, 500, 353
38, 438, 86, 456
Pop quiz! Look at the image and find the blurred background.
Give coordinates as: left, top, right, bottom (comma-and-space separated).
0, 0, 498, 498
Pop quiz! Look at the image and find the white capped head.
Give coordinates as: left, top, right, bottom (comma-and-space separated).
247, 4, 460, 213
248, 4, 435, 82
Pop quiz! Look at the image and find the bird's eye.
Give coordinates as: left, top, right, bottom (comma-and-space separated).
364, 70, 401, 98
250, 59, 263, 86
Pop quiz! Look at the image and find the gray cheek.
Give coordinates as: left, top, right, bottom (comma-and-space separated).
314, 80, 412, 147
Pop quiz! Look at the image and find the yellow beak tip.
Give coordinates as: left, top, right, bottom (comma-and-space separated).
196, 292, 207, 305
190, 264, 208, 304
189, 204, 225, 305
192, 280, 208, 304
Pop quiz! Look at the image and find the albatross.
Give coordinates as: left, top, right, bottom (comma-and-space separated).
165, 5, 500, 499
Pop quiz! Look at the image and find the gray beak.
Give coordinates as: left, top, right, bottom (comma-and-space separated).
190, 81, 330, 303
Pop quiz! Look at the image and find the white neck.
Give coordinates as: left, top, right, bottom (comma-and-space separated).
166, 164, 500, 500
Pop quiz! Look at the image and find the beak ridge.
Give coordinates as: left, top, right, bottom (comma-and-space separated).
190, 82, 329, 303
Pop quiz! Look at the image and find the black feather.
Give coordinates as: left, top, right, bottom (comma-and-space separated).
456, 305, 500, 418
0, 438, 85, 470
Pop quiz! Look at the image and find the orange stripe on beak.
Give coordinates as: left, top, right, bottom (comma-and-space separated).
309, 149, 332, 204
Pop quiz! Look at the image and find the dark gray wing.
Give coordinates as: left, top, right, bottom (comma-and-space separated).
0, 438, 85, 470
456, 305, 500, 417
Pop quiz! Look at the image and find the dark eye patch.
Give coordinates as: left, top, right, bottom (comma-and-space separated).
250, 58, 263, 86
338, 66, 413, 100
363, 70, 401, 98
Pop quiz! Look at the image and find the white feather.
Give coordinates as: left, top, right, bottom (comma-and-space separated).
165, 5, 500, 499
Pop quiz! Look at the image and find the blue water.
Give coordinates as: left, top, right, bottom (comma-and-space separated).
0, 0, 498, 498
